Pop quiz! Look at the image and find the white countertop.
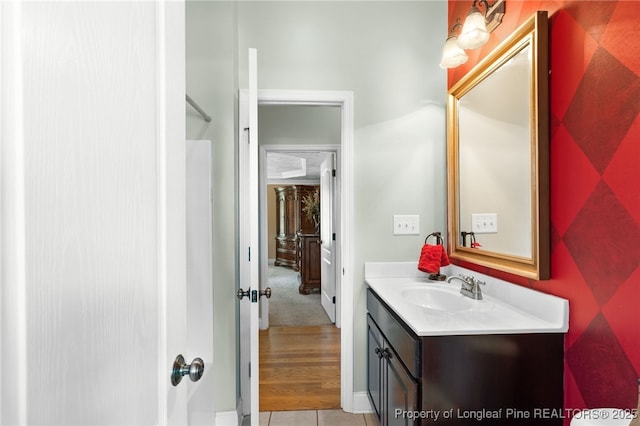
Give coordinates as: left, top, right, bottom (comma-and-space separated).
365, 262, 569, 337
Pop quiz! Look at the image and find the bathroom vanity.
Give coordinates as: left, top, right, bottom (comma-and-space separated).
365, 262, 568, 426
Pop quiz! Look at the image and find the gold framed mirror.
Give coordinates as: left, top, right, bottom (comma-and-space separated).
446, 11, 549, 280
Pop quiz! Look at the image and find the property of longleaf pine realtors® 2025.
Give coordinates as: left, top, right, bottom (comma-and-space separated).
394, 408, 638, 422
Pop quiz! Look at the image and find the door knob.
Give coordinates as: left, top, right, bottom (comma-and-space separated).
259, 287, 272, 299
237, 287, 250, 300
171, 354, 205, 386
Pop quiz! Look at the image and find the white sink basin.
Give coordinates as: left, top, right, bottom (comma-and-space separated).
364, 262, 569, 336
401, 286, 474, 312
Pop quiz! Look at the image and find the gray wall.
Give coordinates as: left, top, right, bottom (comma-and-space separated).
186, 0, 447, 413
259, 105, 342, 146
186, 1, 239, 414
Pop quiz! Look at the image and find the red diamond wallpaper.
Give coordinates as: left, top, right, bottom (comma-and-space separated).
448, 0, 640, 423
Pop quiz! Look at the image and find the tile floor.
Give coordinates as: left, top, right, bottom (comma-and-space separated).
242, 410, 377, 426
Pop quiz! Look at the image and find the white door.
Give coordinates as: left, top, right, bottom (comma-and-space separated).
0, 1, 193, 424
320, 153, 337, 322
238, 48, 261, 425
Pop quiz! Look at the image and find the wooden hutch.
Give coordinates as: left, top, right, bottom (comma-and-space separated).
273, 185, 321, 294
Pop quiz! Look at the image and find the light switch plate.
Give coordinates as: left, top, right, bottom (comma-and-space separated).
393, 215, 420, 235
472, 213, 498, 233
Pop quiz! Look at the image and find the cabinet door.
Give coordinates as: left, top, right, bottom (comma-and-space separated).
305, 236, 322, 285
385, 346, 419, 426
367, 316, 384, 422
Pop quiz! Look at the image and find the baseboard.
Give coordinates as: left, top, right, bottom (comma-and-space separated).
350, 391, 374, 414
216, 393, 370, 424
215, 410, 240, 426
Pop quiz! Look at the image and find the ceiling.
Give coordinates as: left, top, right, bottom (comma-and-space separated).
266, 151, 329, 181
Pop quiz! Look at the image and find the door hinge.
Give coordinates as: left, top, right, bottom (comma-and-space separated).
248, 362, 251, 378
332, 233, 336, 241
248, 247, 251, 261
244, 127, 250, 143
332, 169, 336, 177
332, 296, 336, 304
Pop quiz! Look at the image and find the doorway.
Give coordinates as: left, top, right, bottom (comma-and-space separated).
258, 104, 341, 411
260, 147, 340, 329
238, 89, 355, 418
264, 177, 335, 329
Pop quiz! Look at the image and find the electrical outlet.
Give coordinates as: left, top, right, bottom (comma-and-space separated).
472, 213, 498, 233
393, 215, 420, 235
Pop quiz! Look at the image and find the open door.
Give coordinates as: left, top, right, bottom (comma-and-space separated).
0, 1, 195, 424
320, 153, 337, 323
238, 48, 262, 426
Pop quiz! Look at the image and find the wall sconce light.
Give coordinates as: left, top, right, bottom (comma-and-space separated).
439, 20, 468, 69
440, 0, 506, 68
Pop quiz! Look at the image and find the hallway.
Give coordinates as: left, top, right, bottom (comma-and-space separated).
260, 325, 340, 411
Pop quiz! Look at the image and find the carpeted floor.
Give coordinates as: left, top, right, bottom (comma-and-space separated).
268, 265, 332, 327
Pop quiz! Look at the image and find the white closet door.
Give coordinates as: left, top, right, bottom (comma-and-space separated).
0, 1, 188, 424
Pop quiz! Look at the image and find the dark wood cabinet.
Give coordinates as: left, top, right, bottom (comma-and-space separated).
366, 288, 564, 426
368, 318, 384, 419
368, 315, 419, 426
274, 186, 320, 286
297, 233, 321, 294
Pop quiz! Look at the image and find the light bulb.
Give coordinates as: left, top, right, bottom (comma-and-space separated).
457, 7, 490, 50
439, 35, 469, 69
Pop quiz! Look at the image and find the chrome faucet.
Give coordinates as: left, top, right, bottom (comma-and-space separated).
447, 274, 486, 300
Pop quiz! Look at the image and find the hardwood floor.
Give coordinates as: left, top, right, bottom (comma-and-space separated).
259, 325, 341, 412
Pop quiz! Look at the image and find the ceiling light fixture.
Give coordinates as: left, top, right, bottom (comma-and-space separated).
458, 0, 505, 49
439, 19, 468, 69
440, 0, 506, 69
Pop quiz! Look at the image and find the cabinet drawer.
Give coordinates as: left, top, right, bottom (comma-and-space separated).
367, 288, 420, 378
276, 240, 298, 251
276, 250, 296, 260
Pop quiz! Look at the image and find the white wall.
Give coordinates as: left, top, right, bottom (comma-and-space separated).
186, 0, 447, 411
186, 1, 239, 414
259, 105, 341, 146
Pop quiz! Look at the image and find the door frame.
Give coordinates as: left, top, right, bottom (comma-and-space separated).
259, 144, 340, 329
240, 89, 355, 412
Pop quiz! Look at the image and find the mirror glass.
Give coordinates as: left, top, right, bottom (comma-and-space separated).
458, 44, 532, 257
447, 11, 549, 279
